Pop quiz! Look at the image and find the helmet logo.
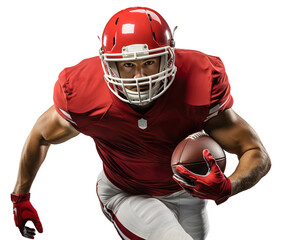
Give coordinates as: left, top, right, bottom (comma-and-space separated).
122, 24, 135, 34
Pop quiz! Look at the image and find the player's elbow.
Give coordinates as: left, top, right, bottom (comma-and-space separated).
246, 146, 271, 180
258, 147, 271, 177
263, 151, 271, 176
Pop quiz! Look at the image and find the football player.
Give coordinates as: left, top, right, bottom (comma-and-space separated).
11, 7, 271, 240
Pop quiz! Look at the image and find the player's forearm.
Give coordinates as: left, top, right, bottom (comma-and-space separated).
13, 106, 79, 194
13, 134, 50, 194
228, 147, 271, 196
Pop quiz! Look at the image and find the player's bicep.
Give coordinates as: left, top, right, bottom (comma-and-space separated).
32, 105, 79, 145
203, 108, 263, 158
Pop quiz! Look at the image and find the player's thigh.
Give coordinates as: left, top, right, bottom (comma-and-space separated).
97, 171, 193, 240
114, 195, 193, 240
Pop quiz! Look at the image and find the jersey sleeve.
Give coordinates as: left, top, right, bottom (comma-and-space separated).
53, 69, 77, 126
205, 56, 234, 122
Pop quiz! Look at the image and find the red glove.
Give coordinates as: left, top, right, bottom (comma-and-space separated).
173, 149, 232, 205
11, 193, 43, 239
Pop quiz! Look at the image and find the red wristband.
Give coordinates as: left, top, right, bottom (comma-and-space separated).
11, 193, 31, 204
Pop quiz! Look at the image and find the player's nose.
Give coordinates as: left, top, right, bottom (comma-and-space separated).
134, 67, 145, 78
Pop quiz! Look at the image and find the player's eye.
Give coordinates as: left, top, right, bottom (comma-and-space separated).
144, 60, 154, 66
123, 62, 134, 68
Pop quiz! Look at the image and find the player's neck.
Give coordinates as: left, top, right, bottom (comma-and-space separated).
129, 101, 156, 115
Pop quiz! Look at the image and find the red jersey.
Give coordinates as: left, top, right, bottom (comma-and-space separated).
53, 49, 233, 196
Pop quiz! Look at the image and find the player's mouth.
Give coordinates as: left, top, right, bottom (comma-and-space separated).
128, 85, 150, 92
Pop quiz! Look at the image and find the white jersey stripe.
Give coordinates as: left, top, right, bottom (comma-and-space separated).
59, 108, 72, 119
209, 95, 230, 115
65, 118, 78, 126
205, 95, 230, 122
59, 108, 77, 125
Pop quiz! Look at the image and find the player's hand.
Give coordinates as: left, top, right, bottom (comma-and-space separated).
11, 193, 43, 239
173, 149, 232, 205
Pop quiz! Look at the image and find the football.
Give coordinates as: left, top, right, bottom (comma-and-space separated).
171, 131, 226, 176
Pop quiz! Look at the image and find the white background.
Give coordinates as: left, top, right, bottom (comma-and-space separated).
1, 0, 284, 239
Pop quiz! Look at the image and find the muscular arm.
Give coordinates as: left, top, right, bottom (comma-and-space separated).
204, 108, 271, 196
13, 105, 79, 194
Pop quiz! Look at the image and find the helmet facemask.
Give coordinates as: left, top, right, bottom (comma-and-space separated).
100, 44, 177, 106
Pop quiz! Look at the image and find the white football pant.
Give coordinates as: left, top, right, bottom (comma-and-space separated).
96, 171, 209, 240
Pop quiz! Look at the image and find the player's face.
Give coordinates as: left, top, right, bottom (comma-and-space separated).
116, 57, 160, 91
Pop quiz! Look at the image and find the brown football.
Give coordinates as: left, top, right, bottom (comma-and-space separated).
171, 131, 226, 176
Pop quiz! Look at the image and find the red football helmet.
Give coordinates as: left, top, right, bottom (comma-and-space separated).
99, 7, 177, 105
